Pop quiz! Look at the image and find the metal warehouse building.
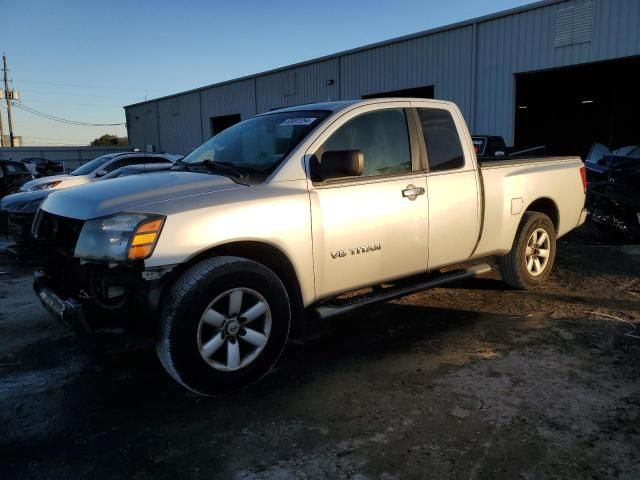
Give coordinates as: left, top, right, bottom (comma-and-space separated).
124, 0, 640, 158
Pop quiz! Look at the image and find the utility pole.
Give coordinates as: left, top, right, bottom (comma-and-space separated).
0, 97, 4, 147
3, 54, 15, 147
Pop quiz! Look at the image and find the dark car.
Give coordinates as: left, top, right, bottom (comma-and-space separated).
472, 135, 508, 157
20, 157, 65, 177
1, 161, 175, 247
472, 135, 547, 160
0, 160, 33, 197
585, 143, 640, 241
585, 143, 640, 180
0, 160, 34, 237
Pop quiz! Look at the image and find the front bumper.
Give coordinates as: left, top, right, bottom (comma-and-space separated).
33, 271, 92, 335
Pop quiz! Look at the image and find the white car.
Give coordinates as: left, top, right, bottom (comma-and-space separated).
20, 152, 183, 192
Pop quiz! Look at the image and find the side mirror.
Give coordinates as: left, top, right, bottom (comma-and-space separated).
313, 150, 364, 181
95, 169, 108, 178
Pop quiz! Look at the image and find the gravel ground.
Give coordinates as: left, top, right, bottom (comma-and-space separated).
1, 228, 639, 480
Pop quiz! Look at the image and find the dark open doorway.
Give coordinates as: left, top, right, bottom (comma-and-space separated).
210, 114, 241, 137
514, 56, 640, 158
362, 85, 434, 100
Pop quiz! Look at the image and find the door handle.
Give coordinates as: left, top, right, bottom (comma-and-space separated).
402, 185, 425, 201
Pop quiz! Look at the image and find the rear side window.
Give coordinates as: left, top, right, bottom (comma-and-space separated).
147, 157, 173, 164
418, 108, 465, 171
321, 108, 411, 177
4, 162, 28, 174
103, 157, 147, 174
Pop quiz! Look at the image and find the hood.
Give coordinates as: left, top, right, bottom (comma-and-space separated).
40, 171, 244, 220
20, 173, 89, 192
1, 189, 52, 213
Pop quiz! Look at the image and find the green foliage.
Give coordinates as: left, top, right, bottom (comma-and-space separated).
91, 134, 128, 146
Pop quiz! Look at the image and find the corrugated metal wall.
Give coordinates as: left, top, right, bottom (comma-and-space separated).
474, 0, 640, 141
126, 102, 160, 151
156, 93, 203, 154
200, 78, 257, 137
125, 0, 640, 153
255, 58, 340, 112
339, 26, 474, 122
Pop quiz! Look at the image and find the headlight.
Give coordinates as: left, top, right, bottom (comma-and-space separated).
74, 213, 165, 262
30, 181, 61, 191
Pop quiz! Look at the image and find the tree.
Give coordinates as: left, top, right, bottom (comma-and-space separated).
91, 134, 128, 146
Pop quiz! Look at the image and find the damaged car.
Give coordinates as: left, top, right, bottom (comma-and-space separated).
31, 99, 587, 395
585, 143, 640, 241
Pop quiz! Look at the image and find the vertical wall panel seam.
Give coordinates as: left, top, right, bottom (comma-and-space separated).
471, 22, 478, 129
155, 101, 161, 151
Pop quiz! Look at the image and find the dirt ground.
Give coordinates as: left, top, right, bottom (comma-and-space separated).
1, 226, 639, 480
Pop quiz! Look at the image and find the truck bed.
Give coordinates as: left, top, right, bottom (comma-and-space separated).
479, 156, 579, 169
472, 155, 585, 259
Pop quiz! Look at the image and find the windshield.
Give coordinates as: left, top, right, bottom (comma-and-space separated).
181, 110, 330, 177
71, 154, 119, 176
627, 146, 640, 158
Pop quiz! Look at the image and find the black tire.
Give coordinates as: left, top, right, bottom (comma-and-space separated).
498, 212, 557, 290
156, 256, 291, 396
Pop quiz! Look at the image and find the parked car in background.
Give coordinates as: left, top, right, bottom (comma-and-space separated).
1, 161, 176, 247
19, 151, 182, 192
0, 159, 34, 197
20, 157, 65, 177
0, 160, 34, 235
472, 135, 509, 157
32, 98, 587, 395
472, 135, 547, 159
585, 143, 640, 180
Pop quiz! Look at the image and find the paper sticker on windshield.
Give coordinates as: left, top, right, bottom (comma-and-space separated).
280, 117, 317, 126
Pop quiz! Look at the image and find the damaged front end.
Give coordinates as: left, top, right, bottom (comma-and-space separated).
586, 164, 640, 241
31, 209, 173, 343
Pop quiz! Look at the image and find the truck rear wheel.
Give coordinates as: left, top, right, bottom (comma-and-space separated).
498, 212, 556, 290
156, 256, 291, 395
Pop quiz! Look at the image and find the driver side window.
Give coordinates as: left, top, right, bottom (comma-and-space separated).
321, 109, 412, 178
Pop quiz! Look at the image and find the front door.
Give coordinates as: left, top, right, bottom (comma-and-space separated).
308, 106, 429, 298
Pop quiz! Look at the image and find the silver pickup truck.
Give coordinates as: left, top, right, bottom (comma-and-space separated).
33, 98, 587, 395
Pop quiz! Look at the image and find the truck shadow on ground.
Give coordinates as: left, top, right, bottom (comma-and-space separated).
2, 302, 501, 453
89, 302, 486, 404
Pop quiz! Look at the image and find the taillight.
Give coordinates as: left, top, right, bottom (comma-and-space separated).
579, 165, 587, 194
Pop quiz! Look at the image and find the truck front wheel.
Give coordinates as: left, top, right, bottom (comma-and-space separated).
156, 256, 291, 395
498, 212, 557, 290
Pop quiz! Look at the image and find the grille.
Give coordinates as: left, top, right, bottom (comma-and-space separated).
33, 210, 84, 255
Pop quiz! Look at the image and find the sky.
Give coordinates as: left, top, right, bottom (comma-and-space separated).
1, 0, 533, 146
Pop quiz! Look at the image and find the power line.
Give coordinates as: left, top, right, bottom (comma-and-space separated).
14, 79, 147, 92
18, 87, 143, 101
12, 102, 126, 126
17, 97, 125, 108
22, 135, 96, 142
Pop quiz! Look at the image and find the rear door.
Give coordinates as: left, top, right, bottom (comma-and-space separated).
307, 104, 429, 298
414, 105, 481, 269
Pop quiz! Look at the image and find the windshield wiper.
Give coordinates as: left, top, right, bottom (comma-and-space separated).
175, 159, 247, 184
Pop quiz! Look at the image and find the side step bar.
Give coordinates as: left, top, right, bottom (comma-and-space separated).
314, 263, 492, 321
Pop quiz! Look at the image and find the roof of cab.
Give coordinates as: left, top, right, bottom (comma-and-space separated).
263, 97, 452, 115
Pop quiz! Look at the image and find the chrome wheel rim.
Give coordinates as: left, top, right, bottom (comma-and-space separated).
197, 287, 272, 372
525, 227, 551, 277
